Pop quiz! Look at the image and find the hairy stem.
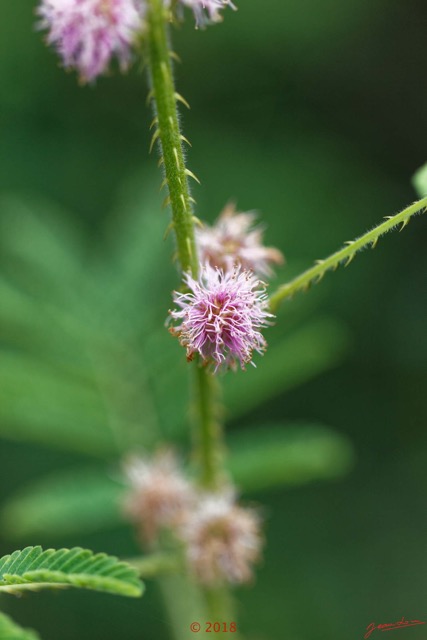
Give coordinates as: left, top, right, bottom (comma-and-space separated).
145, 1, 234, 633
193, 366, 235, 633
269, 197, 427, 311
193, 365, 226, 490
146, 0, 199, 277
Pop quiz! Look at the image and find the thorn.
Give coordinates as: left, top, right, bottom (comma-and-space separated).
185, 169, 201, 184
316, 272, 325, 283
345, 253, 355, 267
159, 178, 168, 192
158, 156, 164, 168
384, 216, 394, 221
149, 117, 158, 130
180, 135, 192, 147
371, 237, 378, 249
180, 193, 187, 211
332, 262, 339, 271
192, 216, 204, 228
146, 89, 155, 106
344, 241, 354, 246
163, 221, 175, 240
315, 259, 325, 266
170, 51, 182, 63
189, 196, 197, 205
149, 129, 161, 153
400, 218, 410, 231
162, 195, 171, 209
186, 237, 192, 259
173, 147, 180, 169
175, 92, 191, 109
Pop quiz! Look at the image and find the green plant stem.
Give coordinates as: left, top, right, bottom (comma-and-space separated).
126, 553, 182, 578
269, 196, 427, 312
146, 0, 227, 491
146, 0, 199, 277
193, 365, 225, 490
192, 365, 237, 634
145, 1, 235, 634
203, 587, 241, 638
157, 574, 208, 640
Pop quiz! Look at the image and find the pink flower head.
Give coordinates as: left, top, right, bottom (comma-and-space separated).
178, 0, 237, 28
37, 0, 144, 82
123, 450, 194, 545
196, 203, 284, 277
181, 491, 262, 585
169, 265, 273, 372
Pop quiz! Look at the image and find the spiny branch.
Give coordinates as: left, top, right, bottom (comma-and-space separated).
146, 0, 199, 277
269, 196, 427, 312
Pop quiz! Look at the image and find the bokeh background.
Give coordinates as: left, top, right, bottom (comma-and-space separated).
1, 1, 427, 639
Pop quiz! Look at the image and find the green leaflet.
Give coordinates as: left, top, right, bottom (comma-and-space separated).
0, 196, 85, 299
1, 470, 124, 539
0, 612, 40, 640
0, 352, 115, 456
228, 424, 355, 492
2, 425, 353, 540
223, 317, 350, 419
0, 547, 143, 597
413, 162, 427, 198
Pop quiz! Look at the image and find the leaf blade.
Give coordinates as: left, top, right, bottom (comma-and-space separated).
0, 547, 143, 598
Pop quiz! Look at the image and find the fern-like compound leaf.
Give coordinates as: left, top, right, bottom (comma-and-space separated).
0, 547, 143, 597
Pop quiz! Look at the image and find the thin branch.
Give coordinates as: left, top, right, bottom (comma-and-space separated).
269, 197, 427, 312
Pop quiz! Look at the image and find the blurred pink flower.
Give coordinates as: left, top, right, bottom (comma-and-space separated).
38, 0, 144, 82
124, 450, 194, 545
181, 492, 262, 585
197, 203, 284, 277
169, 264, 273, 372
38, 0, 236, 80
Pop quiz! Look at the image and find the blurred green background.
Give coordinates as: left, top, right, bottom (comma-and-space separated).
1, 1, 427, 639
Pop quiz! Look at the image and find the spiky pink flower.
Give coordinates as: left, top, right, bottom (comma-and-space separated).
181, 492, 262, 585
37, 0, 144, 82
123, 450, 194, 545
197, 203, 284, 277
169, 265, 273, 372
178, 0, 236, 28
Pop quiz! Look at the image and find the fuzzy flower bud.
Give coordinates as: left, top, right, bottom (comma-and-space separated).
169, 265, 273, 372
37, 0, 144, 82
123, 450, 194, 545
196, 203, 284, 278
181, 492, 262, 585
